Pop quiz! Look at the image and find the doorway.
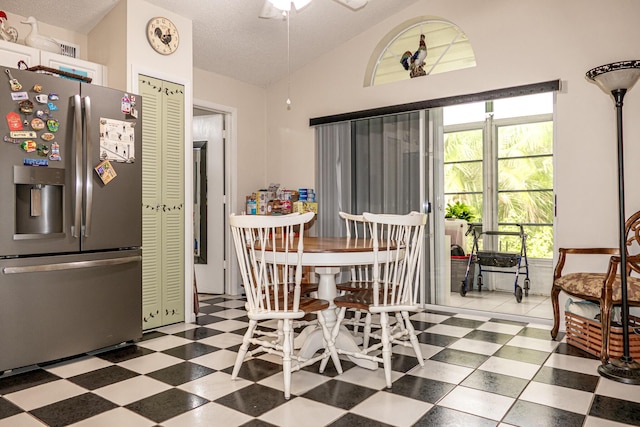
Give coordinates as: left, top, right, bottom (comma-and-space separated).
193, 108, 226, 294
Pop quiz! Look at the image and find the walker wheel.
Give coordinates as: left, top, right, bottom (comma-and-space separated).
477, 275, 483, 292
460, 281, 467, 297
524, 278, 530, 297
515, 285, 523, 303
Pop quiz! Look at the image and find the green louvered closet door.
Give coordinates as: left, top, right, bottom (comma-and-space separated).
139, 75, 185, 330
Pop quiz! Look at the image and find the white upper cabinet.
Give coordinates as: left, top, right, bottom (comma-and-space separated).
0, 40, 106, 86
0, 39, 39, 68
39, 51, 106, 86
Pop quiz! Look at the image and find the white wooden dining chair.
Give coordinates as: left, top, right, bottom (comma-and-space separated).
330, 211, 427, 388
335, 212, 377, 343
338, 211, 374, 285
229, 212, 342, 399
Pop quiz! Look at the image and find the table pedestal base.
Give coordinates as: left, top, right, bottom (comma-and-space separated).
297, 325, 378, 370
296, 266, 377, 370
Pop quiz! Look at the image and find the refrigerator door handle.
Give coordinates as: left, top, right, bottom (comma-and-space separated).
72, 94, 83, 238
2, 255, 142, 274
83, 96, 93, 237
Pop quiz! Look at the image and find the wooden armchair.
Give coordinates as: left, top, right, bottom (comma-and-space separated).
551, 210, 640, 363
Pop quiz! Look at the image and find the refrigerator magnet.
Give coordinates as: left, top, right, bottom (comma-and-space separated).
121, 94, 131, 114
20, 140, 36, 152
23, 158, 48, 167
49, 142, 61, 161
3, 135, 19, 144
129, 95, 138, 118
11, 130, 37, 138
11, 91, 28, 101
19, 100, 33, 113
6, 112, 23, 131
41, 132, 55, 141
30, 118, 45, 131
47, 102, 58, 111
5, 69, 22, 91
36, 144, 49, 157
95, 159, 117, 185
46, 119, 59, 132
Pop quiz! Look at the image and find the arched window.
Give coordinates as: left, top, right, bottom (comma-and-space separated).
365, 16, 476, 87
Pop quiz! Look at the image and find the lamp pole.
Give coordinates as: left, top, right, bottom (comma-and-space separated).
587, 60, 640, 384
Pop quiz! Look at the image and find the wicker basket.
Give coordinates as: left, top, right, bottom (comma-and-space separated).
451, 256, 475, 291
564, 311, 640, 359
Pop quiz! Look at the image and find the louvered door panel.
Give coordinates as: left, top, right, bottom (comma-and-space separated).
140, 76, 163, 329
139, 75, 184, 329
160, 80, 185, 324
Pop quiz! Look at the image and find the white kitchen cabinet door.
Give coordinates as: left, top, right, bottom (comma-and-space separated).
40, 51, 106, 86
0, 40, 39, 68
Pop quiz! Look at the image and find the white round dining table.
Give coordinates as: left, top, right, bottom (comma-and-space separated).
266, 236, 400, 370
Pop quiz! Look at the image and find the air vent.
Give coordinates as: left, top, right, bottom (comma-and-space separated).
54, 39, 80, 58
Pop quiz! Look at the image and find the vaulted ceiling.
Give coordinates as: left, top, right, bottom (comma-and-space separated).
0, 0, 419, 87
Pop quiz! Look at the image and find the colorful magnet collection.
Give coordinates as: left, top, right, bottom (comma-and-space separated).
4, 69, 61, 164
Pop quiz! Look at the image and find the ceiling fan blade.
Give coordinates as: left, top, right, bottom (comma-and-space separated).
259, 1, 285, 19
333, 0, 368, 10
259, 0, 312, 19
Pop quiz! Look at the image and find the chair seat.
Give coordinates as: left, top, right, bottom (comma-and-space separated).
555, 272, 640, 302
244, 282, 319, 297
266, 294, 329, 313
296, 282, 319, 295
336, 280, 373, 292
334, 289, 414, 311
298, 296, 329, 312
281, 282, 319, 295
334, 290, 373, 310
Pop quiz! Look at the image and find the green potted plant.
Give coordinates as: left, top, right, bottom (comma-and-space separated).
445, 201, 476, 222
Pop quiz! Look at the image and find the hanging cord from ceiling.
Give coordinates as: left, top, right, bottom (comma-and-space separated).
286, 10, 292, 109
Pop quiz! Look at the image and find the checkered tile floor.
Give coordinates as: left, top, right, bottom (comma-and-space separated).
1, 294, 640, 427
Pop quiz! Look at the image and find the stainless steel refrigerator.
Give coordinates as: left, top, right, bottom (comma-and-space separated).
0, 67, 142, 372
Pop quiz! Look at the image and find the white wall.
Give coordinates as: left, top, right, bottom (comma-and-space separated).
256, 0, 640, 323
192, 67, 268, 215
2, 11, 89, 58
264, 0, 640, 265
88, 0, 127, 90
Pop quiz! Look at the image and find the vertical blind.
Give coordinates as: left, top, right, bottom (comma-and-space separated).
315, 112, 422, 237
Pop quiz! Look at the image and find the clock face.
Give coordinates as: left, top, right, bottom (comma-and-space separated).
146, 17, 179, 55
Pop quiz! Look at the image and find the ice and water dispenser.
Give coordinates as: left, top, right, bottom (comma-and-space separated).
14, 166, 65, 239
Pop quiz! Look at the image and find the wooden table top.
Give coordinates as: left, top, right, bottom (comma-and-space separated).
268, 236, 399, 253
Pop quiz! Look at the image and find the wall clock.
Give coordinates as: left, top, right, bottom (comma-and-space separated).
146, 17, 179, 55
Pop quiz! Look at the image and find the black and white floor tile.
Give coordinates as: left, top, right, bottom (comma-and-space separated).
1, 295, 640, 427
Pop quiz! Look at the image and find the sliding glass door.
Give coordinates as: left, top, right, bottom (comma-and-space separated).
316, 111, 432, 302
315, 90, 555, 315
350, 113, 423, 215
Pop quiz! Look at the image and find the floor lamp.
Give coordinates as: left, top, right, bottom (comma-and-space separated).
586, 60, 640, 384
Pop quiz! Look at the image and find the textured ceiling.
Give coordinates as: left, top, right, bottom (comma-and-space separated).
0, 0, 419, 87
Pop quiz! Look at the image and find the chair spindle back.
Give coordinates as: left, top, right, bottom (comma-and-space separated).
363, 212, 427, 307
230, 212, 315, 316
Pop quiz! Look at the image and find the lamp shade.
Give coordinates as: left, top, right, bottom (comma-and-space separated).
586, 60, 640, 94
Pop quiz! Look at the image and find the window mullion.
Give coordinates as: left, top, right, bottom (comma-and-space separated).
483, 113, 498, 251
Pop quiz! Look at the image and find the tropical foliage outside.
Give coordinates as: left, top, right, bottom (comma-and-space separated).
444, 120, 553, 258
